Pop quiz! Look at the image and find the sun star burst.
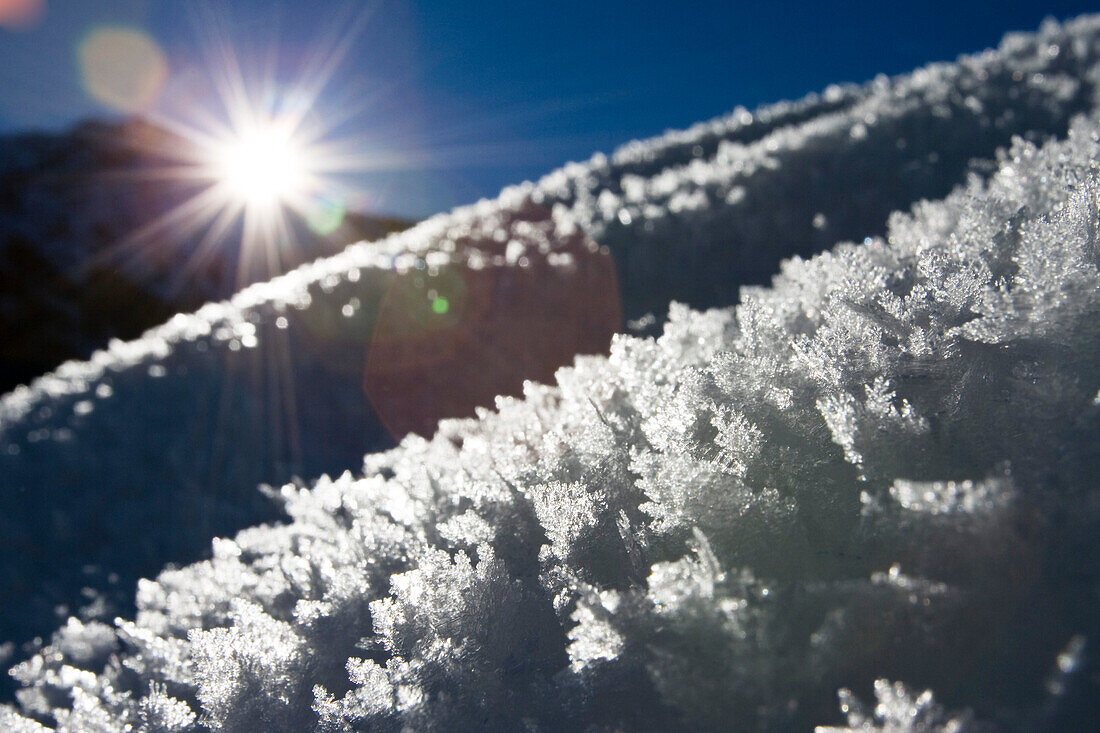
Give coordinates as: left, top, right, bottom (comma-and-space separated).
94, 7, 392, 296
213, 121, 311, 209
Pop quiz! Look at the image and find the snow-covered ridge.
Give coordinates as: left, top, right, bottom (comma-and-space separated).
4, 14, 1099, 431
8, 65, 1100, 733
0, 117, 412, 399
2, 7, 1100, 656
1, 16, 1100, 730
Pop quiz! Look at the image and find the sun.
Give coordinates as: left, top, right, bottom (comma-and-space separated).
94, 7, 389, 293
213, 120, 311, 209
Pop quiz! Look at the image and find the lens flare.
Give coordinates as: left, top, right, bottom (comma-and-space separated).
79, 27, 168, 113
90, 6, 390, 294
364, 205, 622, 439
0, 0, 43, 29
306, 196, 348, 236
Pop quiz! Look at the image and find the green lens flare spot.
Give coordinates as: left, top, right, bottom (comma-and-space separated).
431, 296, 450, 315
307, 197, 347, 236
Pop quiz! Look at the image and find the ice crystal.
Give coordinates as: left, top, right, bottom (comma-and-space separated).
4, 14, 1100, 733
816, 680, 980, 732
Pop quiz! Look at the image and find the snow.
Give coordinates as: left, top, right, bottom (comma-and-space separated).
3, 14, 1100, 732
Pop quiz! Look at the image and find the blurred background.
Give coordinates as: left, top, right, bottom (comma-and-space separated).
0, 0, 1096, 392
3, 0, 1097, 218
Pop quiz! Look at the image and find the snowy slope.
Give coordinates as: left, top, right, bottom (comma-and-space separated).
2, 15, 1100, 731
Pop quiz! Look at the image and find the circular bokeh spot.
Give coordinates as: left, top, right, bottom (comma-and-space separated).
307, 196, 349, 237
0, 0, 43, 29
78, 27, 168, 113
365, 201, 622, 439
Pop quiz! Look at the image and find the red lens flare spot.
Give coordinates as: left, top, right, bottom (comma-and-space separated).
365, 202, 622, 439
0, 0, 44, 30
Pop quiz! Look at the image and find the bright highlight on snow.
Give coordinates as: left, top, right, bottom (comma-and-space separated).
213, 121, 309, 209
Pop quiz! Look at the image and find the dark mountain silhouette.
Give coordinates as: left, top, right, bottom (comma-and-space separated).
0, 118, 411, 394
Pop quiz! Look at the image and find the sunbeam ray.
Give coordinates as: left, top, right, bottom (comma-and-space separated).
84, 3, 388, 298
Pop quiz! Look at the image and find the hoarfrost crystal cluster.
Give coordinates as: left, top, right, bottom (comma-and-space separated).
3, 14, 1100, 733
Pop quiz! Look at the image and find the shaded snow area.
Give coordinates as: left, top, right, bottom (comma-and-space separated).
3, 15, 1100, 732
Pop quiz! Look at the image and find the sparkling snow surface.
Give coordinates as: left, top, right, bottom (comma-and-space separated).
3, 15, 1100, 732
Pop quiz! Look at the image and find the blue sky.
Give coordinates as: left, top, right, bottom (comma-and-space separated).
1, 0, 1096, 218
